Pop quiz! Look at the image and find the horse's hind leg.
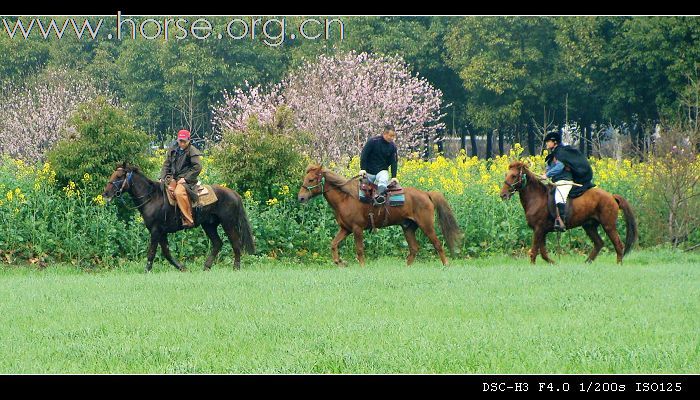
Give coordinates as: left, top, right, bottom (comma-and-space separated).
401, 224, 419, 266
417, 219, 447, 266
202, 223, 223, 270
352, 228, 366, 267
159, 235, 186, 271
222, 222, 242, 270
601, 222, 625, 264
583, 222, 604, 263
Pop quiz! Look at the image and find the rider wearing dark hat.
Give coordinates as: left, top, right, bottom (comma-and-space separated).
541, 131, 573, 231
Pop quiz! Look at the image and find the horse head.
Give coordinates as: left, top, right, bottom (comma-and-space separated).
102, 162, 135, 202
297, 164, 325, 203
500, 161, 529, 200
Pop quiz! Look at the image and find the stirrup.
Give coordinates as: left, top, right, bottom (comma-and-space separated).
373, 194, 386, 206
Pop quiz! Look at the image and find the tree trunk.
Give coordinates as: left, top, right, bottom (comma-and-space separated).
469, 129, 479, 158
498, 128, 504, 156
585, 120, 592, 156
527, 122, 535, 156
486, 130, 493, 159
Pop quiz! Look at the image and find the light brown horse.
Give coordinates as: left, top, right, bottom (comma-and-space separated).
297, 164, 463, 266
500, 161, 638, 264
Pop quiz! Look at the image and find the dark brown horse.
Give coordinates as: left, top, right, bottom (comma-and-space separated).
297, 164, 463, 266
102, 163, 255, 272
500, 161, 638, 264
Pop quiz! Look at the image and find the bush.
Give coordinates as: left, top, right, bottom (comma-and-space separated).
212, 106, 311, 202
46, 96, 156, 195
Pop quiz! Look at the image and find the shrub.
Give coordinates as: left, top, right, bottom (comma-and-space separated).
46, 96, 156, 195
212, 106, 311, 202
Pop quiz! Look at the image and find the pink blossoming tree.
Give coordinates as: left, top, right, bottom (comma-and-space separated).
212, 52, 446, 163
0, 68, 108, 162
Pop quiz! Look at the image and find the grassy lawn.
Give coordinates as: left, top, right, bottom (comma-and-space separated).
0, 249, 698, 373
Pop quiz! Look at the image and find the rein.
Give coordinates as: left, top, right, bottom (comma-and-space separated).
304, 172, 361, 195
110, 169, 157, 210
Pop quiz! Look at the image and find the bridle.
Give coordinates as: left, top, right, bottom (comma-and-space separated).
109, 168, 132, 198
504, 166, 527, 195
302, 171, 327, 193
108, 168, 155, 209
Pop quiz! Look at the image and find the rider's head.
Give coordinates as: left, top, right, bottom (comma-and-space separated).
382, 124, 396, 143
177, 129, 191, 150
544, 131, 561, 150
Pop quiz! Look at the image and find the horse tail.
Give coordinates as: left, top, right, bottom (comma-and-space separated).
231, 191, 256, 254
613, 194, 638, 256
427, 191, 463, 255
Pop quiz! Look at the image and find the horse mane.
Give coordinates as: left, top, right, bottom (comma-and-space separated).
307, 164, 359, 199
123, 164, 158, 187
323, 169, 360, 199
508, 161, 547, 192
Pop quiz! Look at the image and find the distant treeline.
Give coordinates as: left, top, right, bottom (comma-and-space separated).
2, 16, 699, 158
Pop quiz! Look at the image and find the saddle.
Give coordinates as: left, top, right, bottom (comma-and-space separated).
166, 180, 219, 208
359, 178, 405, 206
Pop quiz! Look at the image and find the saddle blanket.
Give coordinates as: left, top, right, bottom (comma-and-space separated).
167, 182, 218, 207
359, 180, 405, 206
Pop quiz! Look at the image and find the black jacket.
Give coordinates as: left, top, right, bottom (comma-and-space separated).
159, 143, 203, 194
360, 136, 398, 177
546, 144, 596, 197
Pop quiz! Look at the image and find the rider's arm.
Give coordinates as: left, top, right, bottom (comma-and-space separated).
390, 146, 398, 179
360, 139, 372, 171
545, 160, 564, 178
182, 155, 202, 184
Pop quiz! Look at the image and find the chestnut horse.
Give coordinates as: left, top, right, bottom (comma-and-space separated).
102, 163, 255, 272
297, 164, 463, 266
500, 161, 638, 264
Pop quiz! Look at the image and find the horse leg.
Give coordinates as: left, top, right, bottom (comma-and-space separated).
352, 228, 366, 267
159, 235, 186, 271
331, 228, 350, 266
145, 231, 160, 273
528, 229, 542, 264
538, 231, 555, 264
222, 222, 242, 270
601, 222, 625, 264
419, 221, 447, 266
202, 223, 223, 270
583, 222, 604, 263
401, 225, 419, 266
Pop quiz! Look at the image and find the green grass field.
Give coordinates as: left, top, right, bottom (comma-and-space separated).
0, 249, 698, 374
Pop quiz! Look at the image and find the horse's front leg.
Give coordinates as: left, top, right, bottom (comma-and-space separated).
145, 231, 160, 273
159, 235, 187, 271
330, 228, 350, 267
353, 228, 366, 267
528, 229, 543, 264
538, 231, 555, 264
